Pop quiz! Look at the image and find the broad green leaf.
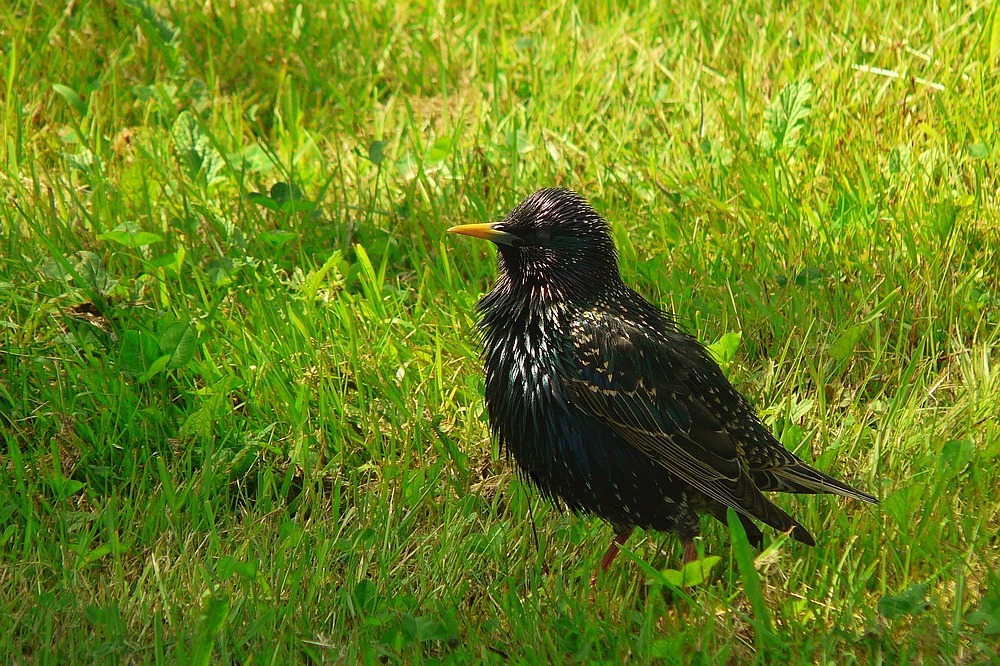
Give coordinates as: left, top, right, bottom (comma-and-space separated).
425, 136, 454, 169
139, 354, 171, 381
77, 544, 112, 570
207, 257, 235, 285
125, 0, 178, 44
779, 422, 805, 451
75, 251, 117, 296
50, 475, 85, 499
278, 199, 316, 213
217, 556, 258, 581
969, 592, 1000, 635
878, 582, 931, 620
269, 181, 303, 203
395, 153, 419, 180
968, 143, 991, 160
258, 230, 298, 249
829, 324, 864, 363
98, 222, 162, 248
505, 129, 534, 155
171, 110, 225, 185
759, 80, 812, 152
150, 247, 186, 274
41, 256, 72, 280
352, 579, 379, 617
938, 438, 974, 473
118, 329, 161, 377
268, 182, 315, 212
368, 140, 387, 164
234, 144, 275, 172
794, 266, 826, 285
247, 192, 280, 210
409, 614, 457, 643
158, 322, 197, 369
707, 331, 741, 366
882, 484, 922, 527
658, 556, 722, 587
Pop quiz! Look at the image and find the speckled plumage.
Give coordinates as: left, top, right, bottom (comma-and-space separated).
450, 188, 877, 570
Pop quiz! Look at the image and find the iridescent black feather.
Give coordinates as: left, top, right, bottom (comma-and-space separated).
453, 188, 876, 565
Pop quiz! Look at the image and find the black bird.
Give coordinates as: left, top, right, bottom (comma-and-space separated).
449, 188, 877, 573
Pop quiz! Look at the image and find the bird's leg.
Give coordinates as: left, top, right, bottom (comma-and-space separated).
590, 528, 635, 587
589, 528, 634, 587
682, 539, 698, 564
600, 529, 634, 571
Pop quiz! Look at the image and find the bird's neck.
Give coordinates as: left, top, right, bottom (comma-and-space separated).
476, 274, 627, 345
495, 251, 621, 302
478, 278, 565, 333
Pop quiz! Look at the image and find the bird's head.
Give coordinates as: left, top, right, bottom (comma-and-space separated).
448, 188, 620, 297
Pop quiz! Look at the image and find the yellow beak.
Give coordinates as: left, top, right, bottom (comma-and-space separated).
447, 222, 517, 246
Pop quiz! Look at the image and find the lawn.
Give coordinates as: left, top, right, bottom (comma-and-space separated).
2, 0, 999, 662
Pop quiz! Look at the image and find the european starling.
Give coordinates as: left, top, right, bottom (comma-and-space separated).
449, 188, 877, 573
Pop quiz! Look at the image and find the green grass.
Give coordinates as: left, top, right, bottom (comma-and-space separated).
2, 0, 999, 662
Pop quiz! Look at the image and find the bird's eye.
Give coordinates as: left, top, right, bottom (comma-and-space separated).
535, 228, 552, 243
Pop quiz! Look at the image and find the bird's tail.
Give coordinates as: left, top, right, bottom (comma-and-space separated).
754, 497, 817, 546
754, 462, 878, 504
713, 478, 819, 546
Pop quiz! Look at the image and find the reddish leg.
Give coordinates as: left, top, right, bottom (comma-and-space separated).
599, 531, 632, 570
683, 539, 698, 564
591, 528, 634, 587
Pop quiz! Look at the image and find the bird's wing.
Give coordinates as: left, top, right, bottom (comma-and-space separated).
562, 310, 809, 538
748, 443, 879, 503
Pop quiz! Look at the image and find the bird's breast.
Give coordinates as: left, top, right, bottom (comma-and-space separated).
478, 298, 572, 449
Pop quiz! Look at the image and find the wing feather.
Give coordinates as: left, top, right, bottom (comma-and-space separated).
562, 310, 810, 540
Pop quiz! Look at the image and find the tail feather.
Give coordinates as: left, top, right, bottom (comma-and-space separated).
742, 422, 878, 504
708, 505, 771, 548
725, 491, 817, 546
756, 497, 816, 546
754, 462, 878, 504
